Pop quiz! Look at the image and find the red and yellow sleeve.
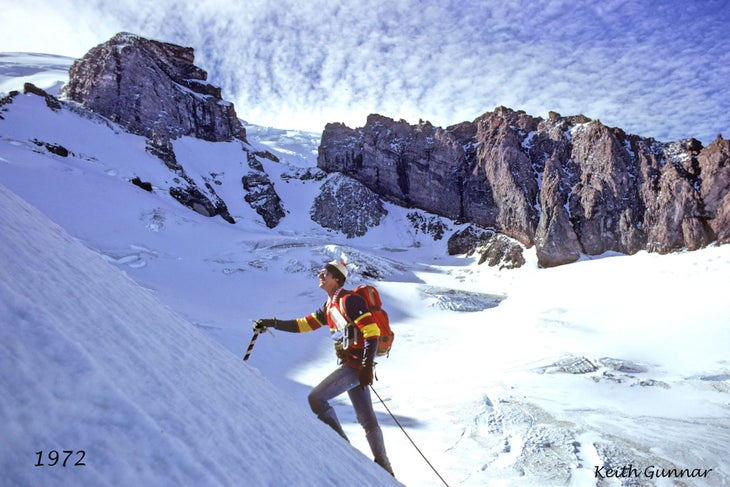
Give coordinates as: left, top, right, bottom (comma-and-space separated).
295, 312, 326, 332
275, 308, 326, 333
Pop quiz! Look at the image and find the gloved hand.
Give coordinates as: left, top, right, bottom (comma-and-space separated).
253, 318, 276, 332
359, 362, 374, 389
359, 337, 378, 388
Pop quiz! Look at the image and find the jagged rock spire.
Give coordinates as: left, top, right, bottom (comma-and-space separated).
62, 32, 246, 143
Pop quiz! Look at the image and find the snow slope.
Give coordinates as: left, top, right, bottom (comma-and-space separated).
0, 183, 401, 486
2, 53, 730, 486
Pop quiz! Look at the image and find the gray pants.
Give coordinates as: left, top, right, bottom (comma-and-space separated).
308, 365, 392, 473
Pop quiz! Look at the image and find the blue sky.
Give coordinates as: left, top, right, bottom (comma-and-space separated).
2, 0, 728, 144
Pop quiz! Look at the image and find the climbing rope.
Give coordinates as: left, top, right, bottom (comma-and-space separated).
370, 386, 451, 487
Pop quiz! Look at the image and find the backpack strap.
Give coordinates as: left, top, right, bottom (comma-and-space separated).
336, 291, 358, 348
364, 286, 382, 311
337, 291, 353, 323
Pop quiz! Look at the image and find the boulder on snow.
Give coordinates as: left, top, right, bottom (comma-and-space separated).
448, 225, 525, 269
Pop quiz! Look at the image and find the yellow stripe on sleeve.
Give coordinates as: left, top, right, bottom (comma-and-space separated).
360, 323, 381, 339
352, 311, 372, 325
296, 316, 318, 332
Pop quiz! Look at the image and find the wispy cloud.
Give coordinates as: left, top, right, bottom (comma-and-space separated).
2, 0, 728, 143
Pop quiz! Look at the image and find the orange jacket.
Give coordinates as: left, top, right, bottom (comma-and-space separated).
278, 288, 380, 368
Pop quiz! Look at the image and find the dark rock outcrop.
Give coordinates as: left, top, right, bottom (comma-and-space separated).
169, 185, 234, 223
24, 83, 62, 110
310, 174, 388, 238
406, 212, 449, 241
447, 225, 525, 269
62, 32, 246, 143
241, 152, 286, 228
318, 109, 729, 267
131, 177, 153, 192
31, 138, 70, 157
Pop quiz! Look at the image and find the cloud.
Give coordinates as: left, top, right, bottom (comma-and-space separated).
1, 0, 728, 143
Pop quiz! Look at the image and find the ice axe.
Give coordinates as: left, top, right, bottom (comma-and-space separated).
243, 320, 274, 362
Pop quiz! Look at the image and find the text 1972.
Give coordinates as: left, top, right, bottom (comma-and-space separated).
34, 450, 86, 467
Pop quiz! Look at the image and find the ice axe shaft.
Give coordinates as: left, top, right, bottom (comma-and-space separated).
243, 326, 274, 362
243, 330, 260, 362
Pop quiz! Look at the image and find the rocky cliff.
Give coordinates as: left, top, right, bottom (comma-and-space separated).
62, 32, 245, 143
318, 109, 729, 267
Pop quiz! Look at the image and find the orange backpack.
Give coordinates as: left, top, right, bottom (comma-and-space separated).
345, 285, 394, 357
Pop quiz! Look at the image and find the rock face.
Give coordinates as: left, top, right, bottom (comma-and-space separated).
698, 136, 730, 243
318, 109, 730, 267
62, 32, 245, 143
